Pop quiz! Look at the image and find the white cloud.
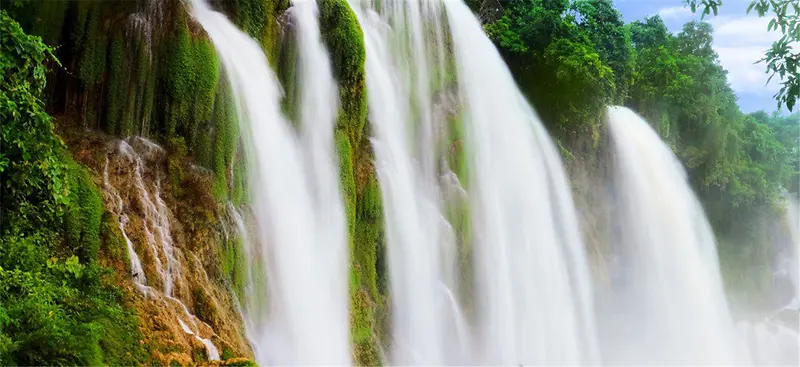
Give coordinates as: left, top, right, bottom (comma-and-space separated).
708, 15, 784, 96
657, 6, 692, 20
653, 6, 786, 98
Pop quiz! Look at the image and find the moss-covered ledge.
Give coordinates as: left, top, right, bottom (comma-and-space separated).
318, 1, 383, 365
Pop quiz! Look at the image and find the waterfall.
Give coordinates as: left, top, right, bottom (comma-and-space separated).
445, 2, 600, 364
226, 204, 261, 356
103, 137, 220, 361
346, 1, 465, 364
345, 0, 599, 364
736, 193, 800, 366
119, 138, 181, 297
188, 0, 350, 364
781, 194, 799, 310
103, 158, 147, 287
603, 106, 746, 364
292, 0, 351, 363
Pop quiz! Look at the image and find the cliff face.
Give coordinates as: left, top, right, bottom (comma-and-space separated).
59, 121, 252, 365
8, 0, 384, 364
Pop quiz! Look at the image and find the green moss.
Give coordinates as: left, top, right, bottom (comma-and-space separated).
223, 359, 258, 367
230, 0, 288, 63
446, 111, 468, 185
167, 136, 188, 196
336, 130, 357, 244
319, 0, 368, 144
221, 348, 235, 360
278, 26, 299, 121
140, 48, 156, 136
190, 39, 220, 127
168, 11, 193, 99
210, 81, 239, 201
76, 6, 106, 85
166, 11, 220, 158
316, 3, 383, 362
99, 212, 126, 265
192, 288, 210, 323
222, 233, 246, 301
231, 153, 247, 206
350, 284, 381, 366
105, 29, 126, 135
64, 159, 104, 263
77, 5, 107, 129
232, 0, 268, 40
355, 175, 382, 300
337, 129, 381, 365
165, 12, 190, 136
121, 78, 137, 137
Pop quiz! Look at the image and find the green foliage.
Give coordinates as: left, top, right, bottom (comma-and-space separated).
484, 0, 617, 150
687, 0, 799, 111
0, 10, 68, 232
570, 0, 634, 102
0, 12, 148, 365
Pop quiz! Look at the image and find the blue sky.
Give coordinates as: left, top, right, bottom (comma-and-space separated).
614, 0, 788, 113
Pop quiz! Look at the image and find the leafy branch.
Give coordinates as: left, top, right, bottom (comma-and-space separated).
686, 0, 799, 111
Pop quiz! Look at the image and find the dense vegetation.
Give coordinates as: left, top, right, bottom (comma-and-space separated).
0, 11, 148, 365
0, 0, 796, 364
473, 0, 798, 306
3, 0, 383, 364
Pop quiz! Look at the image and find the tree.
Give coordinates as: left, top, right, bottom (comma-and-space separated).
686, 0, 799, 111
570, 0, 634, 102
484, 0, 616, 151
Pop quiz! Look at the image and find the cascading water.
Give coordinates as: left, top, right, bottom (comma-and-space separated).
188, 1, 350, 364
103, 158, 147, 287
346, 1, 465, 364
119, 138, 181, 297
445, 2, 600, 365
292, 2, 350, 363
103, 137, 220, 360
778, 194, 799, 310
603, 106, 746, 365
347, 0, 599, 364
736, 193, 800, 366
226, 204, 260, 347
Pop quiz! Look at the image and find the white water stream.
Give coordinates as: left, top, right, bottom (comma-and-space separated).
189, 0, 350, 364
346, 1, 464, 364
103, 138, 219, 360
445, 2, 600, 364
604, 106, 748, 365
